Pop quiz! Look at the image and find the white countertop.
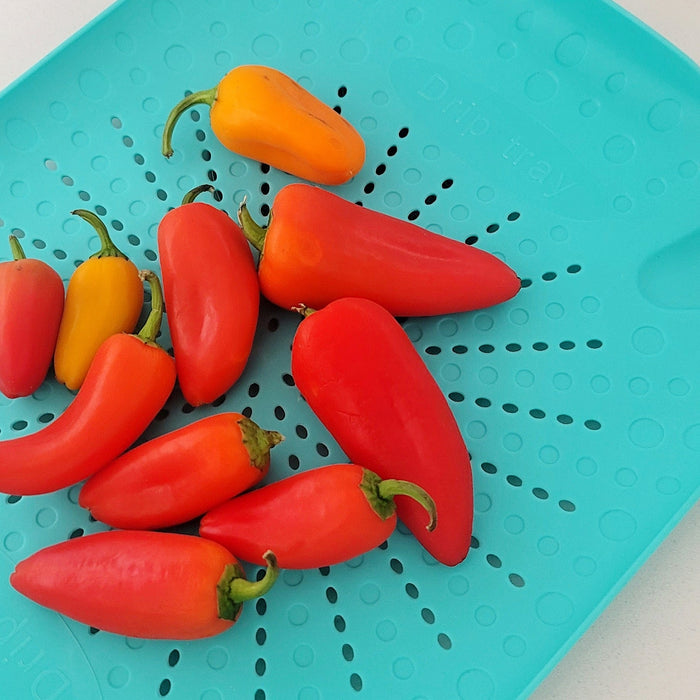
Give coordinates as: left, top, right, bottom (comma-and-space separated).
1, 1, 698, 698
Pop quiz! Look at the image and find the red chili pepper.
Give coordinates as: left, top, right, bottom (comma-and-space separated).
237, 183, 520, 316
289, 297, 473, 566
10, 530, 278, 640
0, 271, 176, 496
0, 236, 64, 398
199, 463, 436, 569
79, 412, 283, 530
158, 185, 260, 407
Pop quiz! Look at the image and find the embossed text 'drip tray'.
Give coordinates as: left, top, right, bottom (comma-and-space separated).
1, 0, 699, 698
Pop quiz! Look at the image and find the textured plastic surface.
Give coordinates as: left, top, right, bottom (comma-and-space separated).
1, 0, 699, 698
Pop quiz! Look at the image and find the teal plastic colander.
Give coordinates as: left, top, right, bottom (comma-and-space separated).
1, 1, 699, 698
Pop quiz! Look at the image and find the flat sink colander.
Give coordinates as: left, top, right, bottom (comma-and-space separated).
1, 1, 698, 698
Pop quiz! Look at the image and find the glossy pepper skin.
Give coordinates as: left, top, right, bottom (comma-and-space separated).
199, 463, 436, 569
290, 298, 473, 566
0, 236, 64, 398
158, 186, 260, 406
0, 271, 176, 496
238, 184, 521, 316
162, 65, 365, 185
10, 530, 279, 640
79, 412, 283, 530
54, 210, 143, 391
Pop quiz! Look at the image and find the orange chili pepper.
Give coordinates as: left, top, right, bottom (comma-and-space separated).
0, 271, 176, 496
161, 64, 365, 185
53, 209, 143, 391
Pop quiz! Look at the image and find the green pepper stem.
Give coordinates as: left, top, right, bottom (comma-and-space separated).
162, 86, 217, 158
72, 209, 128, 260
8, 235, 26, 261
237, 199, 268, 253
377, 476, 438, 532
238, 416, 284, 471
228, 551, 279, 602
290, 304, 317, 318
182, 184, 216, 205
136, 270, 165, 346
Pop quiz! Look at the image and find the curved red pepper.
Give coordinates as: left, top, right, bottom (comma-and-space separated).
158, 185, 260, 407
0, 271, 176, 496
0, 236, 64, 398
10, 530, 278, 640
199, 463, 436, 569
238, 183, 520, 316
290, 297, 473, 566
79, 412, 283, 530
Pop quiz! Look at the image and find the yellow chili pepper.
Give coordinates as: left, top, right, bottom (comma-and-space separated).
53, 210, 144, 391
161, 64, 365, 186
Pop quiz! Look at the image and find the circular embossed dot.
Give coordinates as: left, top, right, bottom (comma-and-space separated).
656, 476, 681, 495
555, 33, 587, 66
474, 606, 496, 626
678, 160, 698, 178
444, 22, 473, 50
628, 418, 664, 448
151, 0, 180, 29
298, 688, 320, 700
580, 296, 600, 313
79, 69, 109, 99
206, 646, 229, 670
91, 156, 108, 171
536, 592, 574, 625
573, 556, 597, 576
579, 99, 600, 118
591, 375, 611, 393
340, 38, 368, 62
503, 433, 523, 452
252, 34, 280, 57
615, 468, 638, 487
288, 604, 309, 626
646, 178, 666, 196
3, 532, 24, 552
629, 377, 650, 395
402, 168, 422, 183
537, 536, 559, 556
385, 191, 402, 207
648, 98, 682, 131
497, 41, 517, 59
475, 493, 492, 513
599, 509, 637, 541
503, 635, 527, 658
143, 97, 160, 113
476, 186, 495, 202
392, 657, 414, 680
606, 72, 626, 92
631, 326, 664, 354
450, 204, 469, 220
504, 515, 525, 535
457, 669, 495, 699
509, 308, 529, 325
215, 51, 232, 66
35, 507, 58, 528
10, 181, 28, 198
5, 118, 38, 151
210, 21, 227, 37
423, 144, 440, 159
473, 314, 493, 332
49, 101, 69, 121
515, 370, 534, 388
200, 691, 223, 700
439, 318, 459, 337
72, 131, 89, 147
552, 372, 572, 391
539, 446, 559, 465
125, 637, 145, 649
576, 457, 598, 477
164, 44, 192, 70
293, 644, 314, 668
683, 424, 700, 451
518, 238, 537, 255
603, 135, 635, 163
545, 302, 564, 319
37, 201, 55, 217
515, 10, 534, 31
668, 378, 690, 396
549, 225, 569, 242
282, 570, 304, 587
613, 194, 633, 212
466, 421, 487, 439
107, 666, 130, 688
359, 582, 380, 604
525, 72, 558, 101
441, 363, 461, 382
479, 367, 498, 385
376, 619, 397, 641
448, 575, 469, 595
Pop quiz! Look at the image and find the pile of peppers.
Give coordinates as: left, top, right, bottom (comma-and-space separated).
2, 64, 522, 640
